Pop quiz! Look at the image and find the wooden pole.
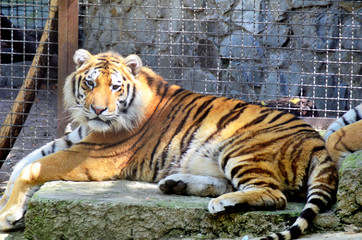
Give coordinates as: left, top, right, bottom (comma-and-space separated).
57, 0, 79, 137
0, 0, 58, 163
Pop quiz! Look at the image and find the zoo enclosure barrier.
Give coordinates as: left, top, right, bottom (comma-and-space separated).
0, 0, 361, 175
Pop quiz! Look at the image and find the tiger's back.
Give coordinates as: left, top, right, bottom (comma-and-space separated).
0, 50, 338, 240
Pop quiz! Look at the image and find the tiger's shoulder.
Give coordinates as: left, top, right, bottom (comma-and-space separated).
325, 104, 362, 163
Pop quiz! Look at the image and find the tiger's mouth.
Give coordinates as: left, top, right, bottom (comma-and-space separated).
86, 116, 114, 132
88, 116, 111, 125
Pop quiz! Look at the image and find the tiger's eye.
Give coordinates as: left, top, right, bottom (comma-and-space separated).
85, 80, 94, 88
112, 85, 121, 91
112, 85, 122, 91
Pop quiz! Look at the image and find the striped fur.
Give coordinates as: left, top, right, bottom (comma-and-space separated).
325, 104, 362, 164
0, 50, 338, 240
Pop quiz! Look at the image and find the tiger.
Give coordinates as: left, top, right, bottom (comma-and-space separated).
324, 103, 362, 164
0, 49, 338, 240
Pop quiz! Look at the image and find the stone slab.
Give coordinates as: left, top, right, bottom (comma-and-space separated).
25, 180, 305, 240
14, 150, 362, 239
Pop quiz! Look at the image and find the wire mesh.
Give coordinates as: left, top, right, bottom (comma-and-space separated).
79, 0, 361, 119
0, 0, 361, 185
0, 0, 58, 181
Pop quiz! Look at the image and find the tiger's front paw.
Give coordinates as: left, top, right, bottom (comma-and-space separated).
208, 195, 237, 214
0, 207, 25, 231
158, 179, 188, 195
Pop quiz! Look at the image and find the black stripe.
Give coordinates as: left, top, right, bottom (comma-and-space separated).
308, 198, 327, 211
299, 208, 317, 224
260, 108, 273, 114
204, 102, 248, 143
217, 107, 246, 130
234, 167, 276, 180
311, 145, 326, 153
354, 108, 362, 121
230, 165, 244, 179
243, 113, 269, 129
342, 116, 349, 125
234, 102, 248, 110
165, 92, 195, 118
254, 116, 304, 135
193, 97, 216, 120
181, 114, 203, 155
289, 225, 302, 239
309, 184, 335, 197
145, 74, 154, 87
93, 66, 103, 71
109, 59, 120, 64
276, 233, 285, 240
237, 178, 280, 190
158, 102, 202, 169
170, 88, 186, 98
268, 112, 285, 123
72, 75, 76, 98
77, 75, 82, 99
64, 139, 73, 148
181, 106, 212, 154
78, 126, 83, 139
341, 141, 355, 153
76, 141, 106, 147
252, 181, 280, 190
317, 165, 338, 180
274, 123, 312, 132
41, 150, 46, 156
236, 176, 256, 188
127, 83, 137, 109
221, 155, 230, 170
51, 142, 56, 153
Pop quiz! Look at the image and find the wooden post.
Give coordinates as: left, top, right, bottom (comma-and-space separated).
57, 0, 79, 137
0, 0, 58, 163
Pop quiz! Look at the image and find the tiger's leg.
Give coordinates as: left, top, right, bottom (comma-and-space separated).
326, 120, 362, 164
0, 148, 116, 231
208, 188, 287, 213
0, 125, 88, 212
209, 155, 287, 214
158, 174, 233, 197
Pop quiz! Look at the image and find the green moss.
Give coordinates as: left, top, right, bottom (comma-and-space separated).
339, 150, 362, 173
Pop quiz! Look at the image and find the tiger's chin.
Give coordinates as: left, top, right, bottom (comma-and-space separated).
86, 117, 136, 133
87, 119, 112, 132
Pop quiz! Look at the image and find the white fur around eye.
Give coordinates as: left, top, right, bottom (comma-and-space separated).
89, 69, 100, 79
111, 73, 124, 91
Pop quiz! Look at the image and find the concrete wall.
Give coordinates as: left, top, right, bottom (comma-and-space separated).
79, 0, 361, 116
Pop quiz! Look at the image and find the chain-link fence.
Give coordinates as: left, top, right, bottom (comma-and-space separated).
0, 0, 361, 184
0, 0, 58, 181
79, 0, 361, 119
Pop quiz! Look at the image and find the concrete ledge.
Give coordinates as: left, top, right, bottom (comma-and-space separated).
22, 151, 361, 240
24, 181, 328, 240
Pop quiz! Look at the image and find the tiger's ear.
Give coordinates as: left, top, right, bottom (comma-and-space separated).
124, 54, 142, 76
73, 49, 93, 69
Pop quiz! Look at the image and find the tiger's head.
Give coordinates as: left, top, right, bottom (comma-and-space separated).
64, 49, 153, 132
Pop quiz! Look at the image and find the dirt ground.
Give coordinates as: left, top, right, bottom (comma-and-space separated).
0, 85, 59, 192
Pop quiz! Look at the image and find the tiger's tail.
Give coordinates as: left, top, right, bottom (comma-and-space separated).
261, 149, 338, 240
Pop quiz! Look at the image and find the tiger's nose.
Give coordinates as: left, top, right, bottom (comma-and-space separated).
91, 105, 107, 115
